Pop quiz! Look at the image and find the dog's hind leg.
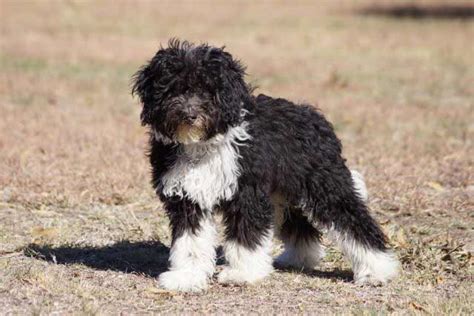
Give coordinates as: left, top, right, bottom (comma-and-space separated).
218, 186, 274, 285
274, 208, 325, 270
325, 217, 399, 285
306, 170, 399, 285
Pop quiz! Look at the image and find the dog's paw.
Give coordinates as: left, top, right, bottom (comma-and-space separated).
217, 268, 252, 284
158, 270, 209, 292
354, 274, 385, 286
353, 251, 399, 286
353, 270, 398, 286
274, 245, 325, 270
274, 251, 302, 269
217, 266, 272, 285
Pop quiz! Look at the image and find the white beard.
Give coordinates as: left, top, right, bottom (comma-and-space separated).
160, 122, 251, 210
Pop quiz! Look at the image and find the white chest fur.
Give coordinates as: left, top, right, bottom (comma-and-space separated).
161, 123, 251, 211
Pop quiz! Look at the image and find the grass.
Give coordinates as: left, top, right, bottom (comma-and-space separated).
0, 0, 473, 314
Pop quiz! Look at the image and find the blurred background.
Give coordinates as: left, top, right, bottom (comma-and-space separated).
0, 1, 473, 314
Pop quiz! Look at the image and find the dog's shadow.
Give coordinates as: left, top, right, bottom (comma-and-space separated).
24, 241, 229, 278
274, 265, 353, 282
24, 242, 353, 282
24, 241, 171, 277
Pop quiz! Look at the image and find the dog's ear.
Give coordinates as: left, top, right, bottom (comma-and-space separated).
132, 43, 183, 126
131, 64, 150, 103
132, 63, 160, 126
212, 49, 252, 127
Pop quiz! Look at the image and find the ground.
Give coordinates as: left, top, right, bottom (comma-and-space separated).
0, 0, 473, 314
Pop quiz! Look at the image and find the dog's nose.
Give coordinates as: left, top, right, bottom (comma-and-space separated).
183, 108, 199, 122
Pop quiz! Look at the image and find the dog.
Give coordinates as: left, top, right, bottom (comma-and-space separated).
132, 39, 399, 292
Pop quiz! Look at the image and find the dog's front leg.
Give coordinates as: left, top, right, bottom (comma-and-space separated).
218, 186, 274, 285
158, 197, 217, 292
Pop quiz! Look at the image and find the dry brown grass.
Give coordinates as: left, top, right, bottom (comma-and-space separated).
1, 0, 473, 314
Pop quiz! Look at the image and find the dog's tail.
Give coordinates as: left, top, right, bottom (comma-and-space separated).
350, 169, 368, 202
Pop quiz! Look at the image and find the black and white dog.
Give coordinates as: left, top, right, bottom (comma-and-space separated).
132, 39, 399, 292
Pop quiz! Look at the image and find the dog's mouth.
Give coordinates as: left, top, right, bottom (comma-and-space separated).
175, 118, 206, 145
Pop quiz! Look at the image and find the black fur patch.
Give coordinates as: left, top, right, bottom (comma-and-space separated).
280, 207, 323, 245
220, 184, 274, 250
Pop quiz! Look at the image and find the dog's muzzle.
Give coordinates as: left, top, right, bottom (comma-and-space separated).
175, 117, 206, 144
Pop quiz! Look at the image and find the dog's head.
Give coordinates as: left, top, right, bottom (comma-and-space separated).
132, 39, 252, 144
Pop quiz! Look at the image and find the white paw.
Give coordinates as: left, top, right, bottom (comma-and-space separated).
354, 274, 385, 286
218, 266, 272, 285
353, 251, 399, 285
275, 244, 325, 270
274, 250, 304, 269
158, 270, 209, 292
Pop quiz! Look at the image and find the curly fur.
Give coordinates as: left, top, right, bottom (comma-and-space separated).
132, 39, 399, 292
